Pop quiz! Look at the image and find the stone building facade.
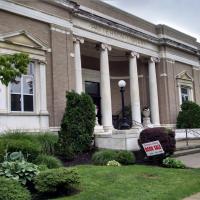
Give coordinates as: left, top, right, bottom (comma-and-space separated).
0, 0, 200, 146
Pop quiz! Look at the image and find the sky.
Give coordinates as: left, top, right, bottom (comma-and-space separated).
103, 0, 200, 42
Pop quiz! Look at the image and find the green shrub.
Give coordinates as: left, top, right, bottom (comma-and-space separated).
37, 164, 49, 171
34, 154, 62, 169
117, 150, 135, 165
56, 91, 96, 159
0, 139, 41, 162
92, 150, 135, 165
0, 132, 58, 162
163, 157, 186, 169
107, 160, 121, 166
35, 133, 58, 155
0, 177, 31, 200
0, 152, 39, 185
177, 101, 200, 128
34, 167, 80, 195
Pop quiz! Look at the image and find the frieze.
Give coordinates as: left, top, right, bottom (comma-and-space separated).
73, 18, 158, 52
89, 23, 146, 47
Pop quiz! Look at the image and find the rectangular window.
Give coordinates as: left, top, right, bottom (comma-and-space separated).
181, 86, 190, 103
10, 63, 35, 112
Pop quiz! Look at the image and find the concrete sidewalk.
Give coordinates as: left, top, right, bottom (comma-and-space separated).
177, 153, 200, 200
176, 152, 200, 168
183, 193, 200, 200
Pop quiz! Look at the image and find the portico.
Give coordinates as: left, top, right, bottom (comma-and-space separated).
72, 36, 161, 137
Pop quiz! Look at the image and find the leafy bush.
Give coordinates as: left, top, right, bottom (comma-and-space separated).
56, 91, 96, 159
0, 152, 39, 185
0, 177, 31, 200
35, 133, 58, 155
138, 127, 176, 163
34, 167, 80, 196
37, 164, 49, 171
177, 101, 200, 128
92, 150, 135, 165
107, 160, 121, 166
163, 157, 186, 169
0, 132, 58, 162
34, 154, 62, 169
0, 139, 41, 162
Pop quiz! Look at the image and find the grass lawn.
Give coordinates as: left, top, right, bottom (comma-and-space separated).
55, 165, 200, 200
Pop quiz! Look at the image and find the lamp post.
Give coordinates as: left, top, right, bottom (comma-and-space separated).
118, 80, 130, 130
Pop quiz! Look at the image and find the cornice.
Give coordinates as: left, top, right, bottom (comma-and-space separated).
1, 0, 200, 58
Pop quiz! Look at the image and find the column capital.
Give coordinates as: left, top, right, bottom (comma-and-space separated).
73, 36, 84, 44
97, 43, 112, 51
127, 51, 139, 59
149, 57, 160, 63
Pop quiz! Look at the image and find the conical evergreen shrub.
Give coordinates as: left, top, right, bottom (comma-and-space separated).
177, 101, 200, 128
56, 91, 96, 160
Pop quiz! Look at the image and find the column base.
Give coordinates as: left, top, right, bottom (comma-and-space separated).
94, 125, 104, 134
103, 125, 113, 133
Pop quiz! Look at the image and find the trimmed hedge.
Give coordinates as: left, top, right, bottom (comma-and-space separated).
92, 150, 135, 165
177, 101, 200, 128
34, 167, 80, 195
0, 177, 31, 200
56, 91, 96, 159
34, 154, 63, 169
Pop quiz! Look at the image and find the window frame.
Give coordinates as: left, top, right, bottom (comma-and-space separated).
10, 62, 35, 113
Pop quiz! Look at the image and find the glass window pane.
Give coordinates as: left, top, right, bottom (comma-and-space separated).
24, 95, 33, 111
10, 77, 21, 94
85, 81, 99, 96
23, 76, 33, 94
11, 94, 21, 111
181, 88, 188, 94
28, 63, 34, 75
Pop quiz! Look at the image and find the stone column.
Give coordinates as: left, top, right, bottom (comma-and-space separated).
73, 37, 84, 94
148, 57, 160, 125
39, 62, 48, 114
128, 52, 141, 127
0, 81, 7, 113
100, 43, 113, 132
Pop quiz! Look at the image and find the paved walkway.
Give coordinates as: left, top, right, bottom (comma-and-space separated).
176, 152, 200, 168
183, 193, 200, 200
176, 153, 200, 200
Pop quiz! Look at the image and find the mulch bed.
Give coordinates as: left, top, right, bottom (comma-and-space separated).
63, 151, 94, 167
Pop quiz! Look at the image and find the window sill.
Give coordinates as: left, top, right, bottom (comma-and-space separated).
0, 112, 49, 116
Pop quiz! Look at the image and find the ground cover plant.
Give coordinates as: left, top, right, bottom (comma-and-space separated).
54, 165, 200, 200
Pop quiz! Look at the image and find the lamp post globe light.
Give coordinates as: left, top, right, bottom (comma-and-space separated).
118, 80, 130, 130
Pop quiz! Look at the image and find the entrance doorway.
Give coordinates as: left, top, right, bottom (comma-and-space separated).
85, 81, 101, 125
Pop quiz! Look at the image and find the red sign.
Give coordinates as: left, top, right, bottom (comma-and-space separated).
142, 140, 164, 156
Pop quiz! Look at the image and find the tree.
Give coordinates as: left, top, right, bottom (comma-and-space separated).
176, 101, 200, 128
56, 91, 96, 160
0, 53, 30, 86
